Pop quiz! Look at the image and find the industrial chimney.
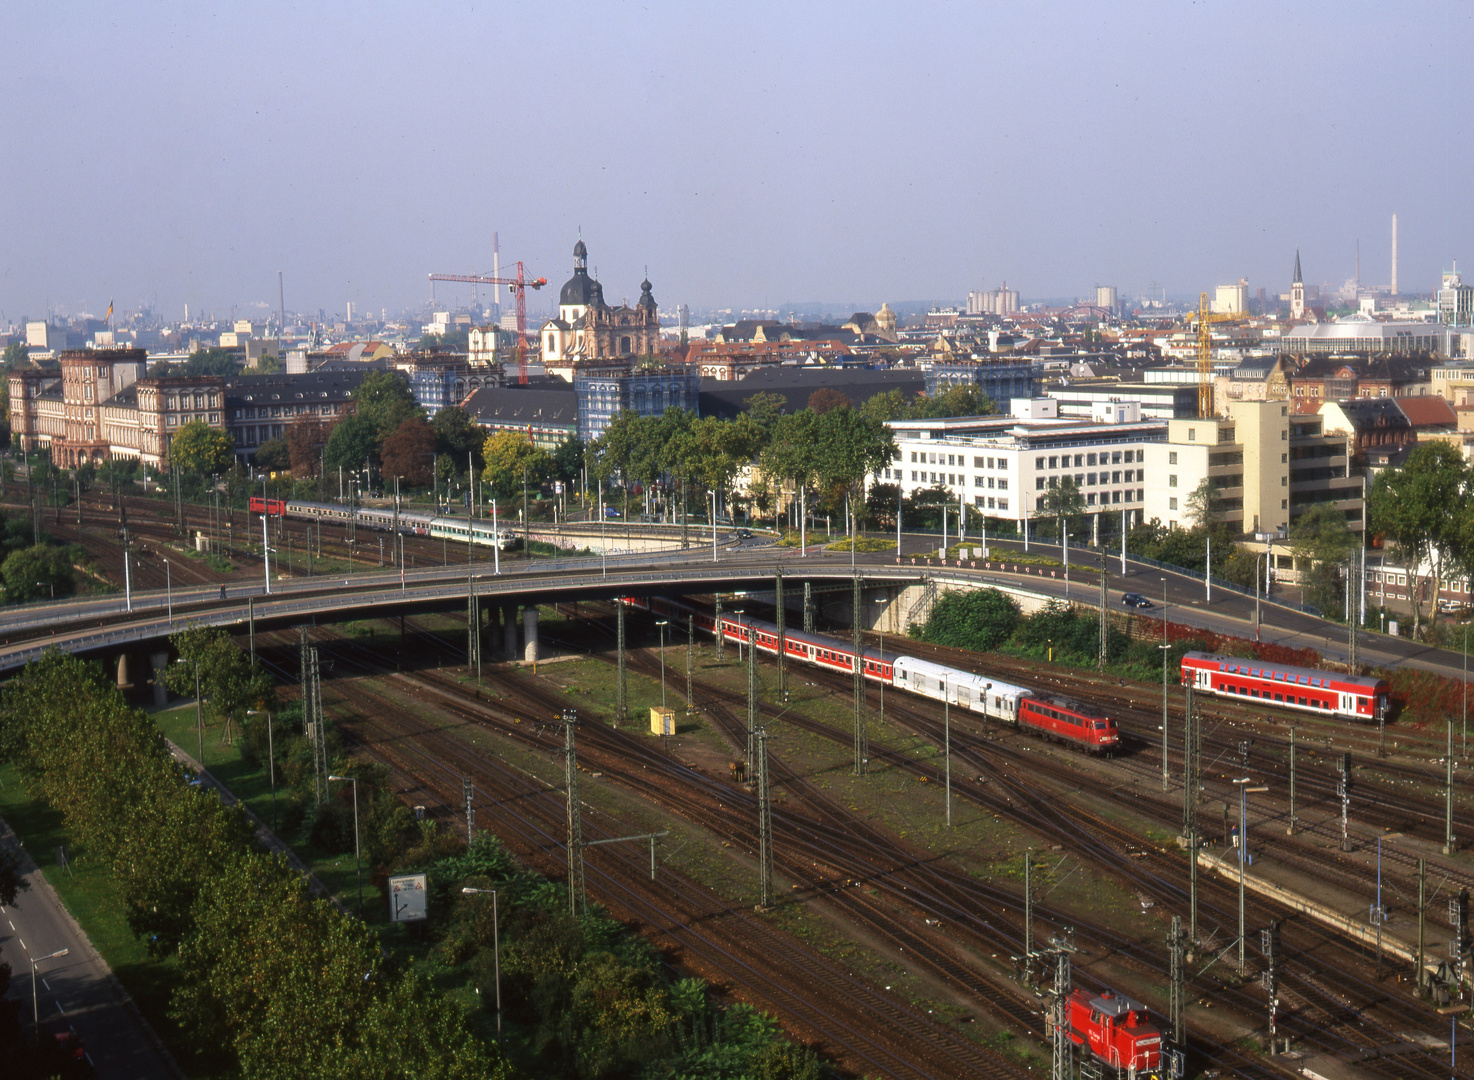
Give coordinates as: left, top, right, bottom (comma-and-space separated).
1391, 213, 1399, 297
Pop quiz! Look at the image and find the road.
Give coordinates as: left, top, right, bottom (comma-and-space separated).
0, 817, 181, 1078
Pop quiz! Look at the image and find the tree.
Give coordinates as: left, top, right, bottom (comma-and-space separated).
380, 417, 436, 487
1368, 441, 1470, 635
170, 421, 236, 476
254, 437, 292, 473
1184, 477, 1221, 531
165, 626, 275, 744
352, 371, 423, 441
907, 384, 997, 419
742, 392, 788, 435
481, 431, 552, 501
1290, 503, 1358, 617
431, 407, 484, 471
858, 387, 910, 424
806, 387, 850, 414
917, 588, 1020, 651
181, 348, 241, 377
323, 413, 380, 474
550, 436, 586, 486
1, 544, 72, 602
286, 418, 331, 477
1037, 475, 1086, 540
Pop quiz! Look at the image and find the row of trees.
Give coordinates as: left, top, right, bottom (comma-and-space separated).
0, 649, 504, 1078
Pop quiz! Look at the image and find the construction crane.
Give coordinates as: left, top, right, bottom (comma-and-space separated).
1194, 291, 1251, 419
429, 263, 548, 385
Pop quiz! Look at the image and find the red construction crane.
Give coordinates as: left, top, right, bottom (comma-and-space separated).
428, 262, 547, 385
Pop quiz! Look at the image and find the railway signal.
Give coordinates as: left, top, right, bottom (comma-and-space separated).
1261, 920, 1282, 1050
1337, 752, 1352, 852
562, 709, 585, 917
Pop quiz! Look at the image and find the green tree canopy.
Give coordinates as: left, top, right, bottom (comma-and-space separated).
1367, 441, 1470, 633
180, 348, 241, 377
323, 413, 380, 475
165, 625, 275, 743
1, 544, 73, 603
254, 436, 292, 473
352, 371, 423, 441
431, 406, 484, 471
480, 430, 552, 501
907, 384, 997, 419
169, 421, 236, 476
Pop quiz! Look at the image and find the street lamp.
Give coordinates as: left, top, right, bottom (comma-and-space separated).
1160, 576, 1170, 793
28, 947, 68, 1026
656, 620, 669, 713
173, 657, 204, 767
163, 559, 172, 626
1233, 778, 1269, 976
707, 490, 718, 563
461, 888, 502, 1034
246, 709, 276, 832
33, 580, 53, 600
327, 774, 362, 917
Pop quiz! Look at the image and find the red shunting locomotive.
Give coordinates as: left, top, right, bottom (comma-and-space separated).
1067, 988, 1163, 1076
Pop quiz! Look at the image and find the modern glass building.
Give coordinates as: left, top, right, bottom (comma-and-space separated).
924, 358, 1037, 411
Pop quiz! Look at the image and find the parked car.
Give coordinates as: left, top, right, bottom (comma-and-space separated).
1120, 592, 1153, 609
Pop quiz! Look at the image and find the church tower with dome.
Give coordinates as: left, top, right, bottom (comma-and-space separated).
541, 239, 661, 366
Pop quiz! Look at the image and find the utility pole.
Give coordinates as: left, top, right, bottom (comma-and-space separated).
775, 569, 787, 701
714, 595, 724, 661
746, 623, 758, 768
1183, 683, 1200, 946
1169, 914, 1185, 1051
1261, 920, 1281, 1052
803, 581, 813, 633
1417, 856, 1427, 993
685, 614, 694, 717
616, 603, 627, 728
756, 726, 773, 909
1287, 727, 1298, 835
563, 709, 584, 918
1098, 550, 1108, 672
463, 777, 475, 843
1446, 721, 1456, 855
1034, 934, 1079, 1080
1452, 889, 1470, 1003
852, 574, 866, 776
1023, 850, 1034, 985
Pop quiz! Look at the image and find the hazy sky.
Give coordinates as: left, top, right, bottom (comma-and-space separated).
4, 1, 1470, 323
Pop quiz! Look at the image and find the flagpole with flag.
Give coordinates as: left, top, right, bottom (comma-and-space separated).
105, 299, 113, 327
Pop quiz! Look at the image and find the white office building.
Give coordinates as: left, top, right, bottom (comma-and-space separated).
881, 399, 1167, 535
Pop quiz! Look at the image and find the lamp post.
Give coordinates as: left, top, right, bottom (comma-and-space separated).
943, 672, 952, 829
246, 709, 276, 832
34, 580, 53, 600
29, 947, 68, 1026
163, 559, 172, 626
1161, 576, 1170, 793
461, 888, 502, 1034
1233, 778, 1269, 976
174, 657, 204, 767
327, 774, 362, 916
707, 490, 718, 563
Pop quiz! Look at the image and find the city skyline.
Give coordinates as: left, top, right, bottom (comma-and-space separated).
3, 1, 1469, 322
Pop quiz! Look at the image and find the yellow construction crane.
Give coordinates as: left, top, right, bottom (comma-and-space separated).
1194, 291, 1251, 418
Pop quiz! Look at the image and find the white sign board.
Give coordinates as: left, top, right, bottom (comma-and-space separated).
388, 874, 428, 923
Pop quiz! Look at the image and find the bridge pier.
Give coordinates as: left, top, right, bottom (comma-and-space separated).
150, 651, 170, 707
117, 653, 131, 690
522, 607, 539, 663
502, 605, 518, 660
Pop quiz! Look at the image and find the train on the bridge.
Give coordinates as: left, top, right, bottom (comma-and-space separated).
248, 496, 521, 551
624, 595, 1121, 752
1179, 651, 1391, 723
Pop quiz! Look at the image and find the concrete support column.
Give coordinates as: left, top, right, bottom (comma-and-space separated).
522, 607, 540, 663
502, 604, 519, 660
117, 653, 131, 690
150, 651, 170, 707
485, 599, 500, 653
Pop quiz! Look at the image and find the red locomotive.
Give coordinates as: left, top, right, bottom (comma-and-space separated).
1180, 651, 1391, 723
248, 496, 288, 517
1067, 987, 1164, 1075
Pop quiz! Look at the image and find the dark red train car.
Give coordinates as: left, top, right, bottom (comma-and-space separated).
1180, 651, 1391, 723
249, 496, 288, 517
1018, 694, 1118, 751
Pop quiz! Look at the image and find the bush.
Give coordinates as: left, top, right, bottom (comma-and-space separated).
915, 589, 1020, 651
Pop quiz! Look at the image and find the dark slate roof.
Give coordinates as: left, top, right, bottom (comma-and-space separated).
1329, 397, 1411, 428
223, 370, 369, 405
462, 386, 578, 426
699, 367, 925, 420
311, 357, 392, 373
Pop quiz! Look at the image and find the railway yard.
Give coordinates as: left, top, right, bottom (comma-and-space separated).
9, 485, 1474, 1078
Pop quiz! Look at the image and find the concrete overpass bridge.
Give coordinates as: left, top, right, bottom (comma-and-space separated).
0, 547, 937, 699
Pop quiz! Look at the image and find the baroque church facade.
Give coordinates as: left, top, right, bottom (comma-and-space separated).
540, 240, 660, 364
